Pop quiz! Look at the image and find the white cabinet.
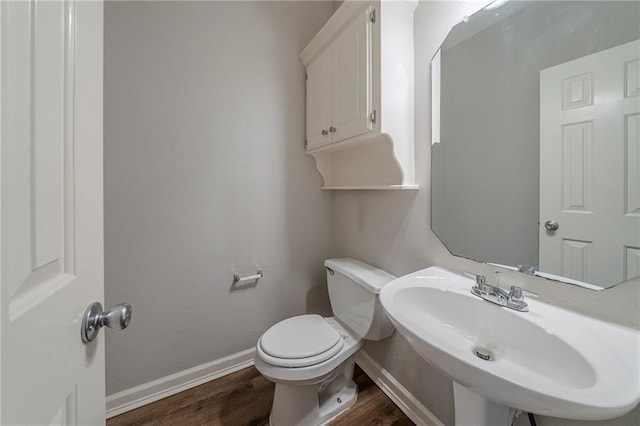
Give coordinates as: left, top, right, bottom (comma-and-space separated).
330, 6, 373, 144
306, 48, 332, 150
301, 0, 418, 189
306, 7, 373, 151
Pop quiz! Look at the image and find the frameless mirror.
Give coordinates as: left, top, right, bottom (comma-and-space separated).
431, 1, 640, 290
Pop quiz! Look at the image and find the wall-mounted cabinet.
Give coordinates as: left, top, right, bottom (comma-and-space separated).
300, 0, 418, 190
306, 6, 373, 151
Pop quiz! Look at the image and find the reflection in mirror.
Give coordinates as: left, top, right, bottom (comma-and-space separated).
431, 1, 640, 290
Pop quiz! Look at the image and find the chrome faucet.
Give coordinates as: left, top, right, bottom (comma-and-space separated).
470, 272, 529, 312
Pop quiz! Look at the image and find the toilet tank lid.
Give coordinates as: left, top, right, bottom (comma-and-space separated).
324, 258, 396, 294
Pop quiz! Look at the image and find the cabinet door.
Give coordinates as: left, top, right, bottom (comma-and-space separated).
306, 48, 332, 151
331, 7, 373, 143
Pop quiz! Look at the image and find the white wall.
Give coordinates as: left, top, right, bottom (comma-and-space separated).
333, 1, 640, 425
104, 0, 334, 395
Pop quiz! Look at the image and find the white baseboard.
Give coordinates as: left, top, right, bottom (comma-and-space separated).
356, 350, 444, 426
106, 348, 255, 419
106, 347, 442, 425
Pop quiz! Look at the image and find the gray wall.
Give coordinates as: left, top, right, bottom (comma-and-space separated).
432, 1, 640, 269
104, 0, 334, 395
333, 1, 640, 425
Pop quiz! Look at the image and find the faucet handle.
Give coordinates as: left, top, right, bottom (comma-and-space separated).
476, 275, 490, 290
474, 275, 493, 294
467, 273, 490, 296
509, 285, 524, 301
463, 272, 488, 287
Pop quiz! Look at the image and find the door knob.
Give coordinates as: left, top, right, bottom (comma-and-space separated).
329, 126, 336, 133
321, 129, 328, 135
544, 220, 559, 231
81, 302, 132, 343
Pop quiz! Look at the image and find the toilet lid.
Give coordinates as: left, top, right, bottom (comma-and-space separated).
260, 314, 342, 362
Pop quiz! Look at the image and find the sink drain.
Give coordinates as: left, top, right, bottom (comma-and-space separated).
473, 347, 494, 361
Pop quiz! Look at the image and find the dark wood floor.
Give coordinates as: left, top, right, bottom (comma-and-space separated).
107, 365, 414, 426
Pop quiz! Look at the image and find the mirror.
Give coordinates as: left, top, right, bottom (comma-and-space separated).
431, 1, 640, 290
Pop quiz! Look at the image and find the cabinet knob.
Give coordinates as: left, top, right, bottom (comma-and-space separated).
321, 129, 328, 136
329, 126, 336, 133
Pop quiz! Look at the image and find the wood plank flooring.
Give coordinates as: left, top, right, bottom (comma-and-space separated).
107, 365, 414, 426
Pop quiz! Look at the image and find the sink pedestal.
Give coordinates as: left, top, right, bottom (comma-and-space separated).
453, 383, 516, 426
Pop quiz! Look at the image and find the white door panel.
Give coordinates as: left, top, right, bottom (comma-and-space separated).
540, 39, 640, 287
331, 7, 372, 143
1, 1, 105, 424
306, 48, 332, 150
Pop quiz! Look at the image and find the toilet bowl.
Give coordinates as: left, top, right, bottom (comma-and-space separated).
254, 258, 396, 426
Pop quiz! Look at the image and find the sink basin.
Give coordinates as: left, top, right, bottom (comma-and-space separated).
379, 266, 640, 421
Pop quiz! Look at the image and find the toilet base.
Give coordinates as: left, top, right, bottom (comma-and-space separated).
269, 357, 358, 426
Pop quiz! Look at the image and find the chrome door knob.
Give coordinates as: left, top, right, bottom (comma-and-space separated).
81, 302, 132, 343
329, 126, 336, 133
321, 129, 328, 135
544, 220, 559, 231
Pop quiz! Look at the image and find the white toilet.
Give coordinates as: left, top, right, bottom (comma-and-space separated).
254, 258, 396, 426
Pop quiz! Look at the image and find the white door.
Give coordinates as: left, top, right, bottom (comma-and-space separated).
1, 1, 106, 424
330, 6, 373, 143
540, 39, 640, 287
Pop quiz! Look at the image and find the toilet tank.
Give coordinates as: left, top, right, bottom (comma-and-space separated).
324, 258, 396, 341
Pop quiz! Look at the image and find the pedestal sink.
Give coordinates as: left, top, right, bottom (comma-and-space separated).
379, 266, 640, 425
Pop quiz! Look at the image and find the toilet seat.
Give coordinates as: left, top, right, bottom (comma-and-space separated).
258, 315, 344, 368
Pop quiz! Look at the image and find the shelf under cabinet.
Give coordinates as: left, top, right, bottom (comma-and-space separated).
321, 184, 420, 190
